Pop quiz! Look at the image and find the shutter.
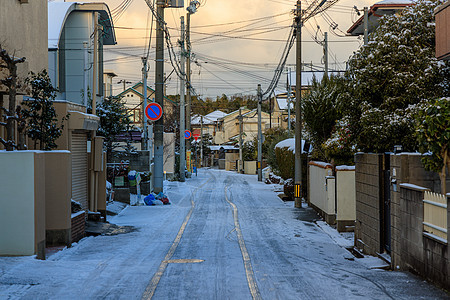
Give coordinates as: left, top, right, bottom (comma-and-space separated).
71, 133, 88, 213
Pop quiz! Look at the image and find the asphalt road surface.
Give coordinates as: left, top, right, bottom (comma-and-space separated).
0, 169, 448, 299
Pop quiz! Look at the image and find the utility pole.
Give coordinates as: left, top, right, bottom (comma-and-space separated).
324, 32, 328, 77
186, 12, 192, 152
364, 7, 369, 45
294, 0, 302, 208
118, 79, 131, 92
238, 107, 243, 174
92, 12, 99, 115
83, 41, 89, 109
287, 68, 291, 133
200, 115, 203, 167
257, 84, 262, 182
179, 16, 186, 182
142, 56, 148, 151
269, 92, 272, 129
154, 0, 165, 193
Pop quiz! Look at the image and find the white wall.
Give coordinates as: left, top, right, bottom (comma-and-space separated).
336, 169, 356, 221
0, 152, 37, 255
309, 163, 335, 215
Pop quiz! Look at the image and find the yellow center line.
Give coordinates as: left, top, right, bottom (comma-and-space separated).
141, 177, 212, 300
224, 186, 262, 300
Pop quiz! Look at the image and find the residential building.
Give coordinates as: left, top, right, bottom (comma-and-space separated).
47, 2, 116, 217
191, 110, 227, 138
116, 82, 177, 126
347, 0, 414, 36
213, 108, 270, 145
0, 0, 48, 150
104, 70, 118, 98
435, 1, 450, 60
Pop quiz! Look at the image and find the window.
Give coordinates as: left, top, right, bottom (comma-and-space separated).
128, 108, 142, 124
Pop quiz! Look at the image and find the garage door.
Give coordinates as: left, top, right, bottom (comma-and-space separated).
71, 133, 88, 213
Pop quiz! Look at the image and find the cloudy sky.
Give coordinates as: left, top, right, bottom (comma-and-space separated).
74, 0, 374, 98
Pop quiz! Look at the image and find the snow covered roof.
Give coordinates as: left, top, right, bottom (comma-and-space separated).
48, 2, 116, 49
205, 110, 227, 121
209, 145, 239, 151
275, 138, 312, 154
347, 0, 414, 35
276, 97, 289, 110
191, 110, 227, 125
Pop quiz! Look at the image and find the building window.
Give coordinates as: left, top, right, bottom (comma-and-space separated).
128, 108, 142, 124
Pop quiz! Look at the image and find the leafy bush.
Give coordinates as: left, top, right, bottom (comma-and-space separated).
274, 147, 295, 180
242, 140, 257, 161
415, 97, 450, 194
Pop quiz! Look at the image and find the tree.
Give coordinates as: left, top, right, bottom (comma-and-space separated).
0, 45, 26, 150
96, 96, 131, 161
302, 75, 343, 160
22, 70, 66, 150
342, 0, 450, 152
415, 97, 450, 194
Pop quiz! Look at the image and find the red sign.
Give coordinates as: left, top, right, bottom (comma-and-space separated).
145, 103, 163, 121
193, 133, 200, 141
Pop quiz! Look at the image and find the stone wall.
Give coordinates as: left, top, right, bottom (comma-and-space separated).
354, 153, 383, 255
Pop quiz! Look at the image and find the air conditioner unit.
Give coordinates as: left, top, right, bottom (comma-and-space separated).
167, 0, 184, 8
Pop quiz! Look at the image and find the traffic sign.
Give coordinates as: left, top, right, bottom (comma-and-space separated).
193, 133, 200, 141
145, 102, 163, 121
184, 130, 192, 139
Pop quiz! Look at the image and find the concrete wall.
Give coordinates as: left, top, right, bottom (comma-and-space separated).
309, 162, 336, 224
398, 184, 450, 290
0, 0, 48, 75
390, 153, 449, 268
244, 161, 257, 175
45, 151, 72, 246
0, 151, 45, 259
336, 167, 356, 231
355, 153, 383, 255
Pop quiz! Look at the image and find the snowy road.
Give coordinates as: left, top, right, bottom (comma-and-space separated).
0, 168, 448, 299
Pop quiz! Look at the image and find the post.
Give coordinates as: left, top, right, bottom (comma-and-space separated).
92, 12, 99, 115
294, 0, 302, 208
269, 92, 272, 129
186, 12, 192, 151
200, 115, 203, 167
83, 41, 89, 109
364, 7, 368, 46
287, 68, 291, 132
179, 16, 186, 182
142, 57, 148, 151
257, 84, 262, 182
324, 32, 328, 77
238, 107, 243, 174
154, 1, 165, 193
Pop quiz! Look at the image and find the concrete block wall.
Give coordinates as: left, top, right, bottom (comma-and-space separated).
71, 211, 86, 243
390, 154, 448, 268
399, 185, 450, 290
355, 153, 382, 255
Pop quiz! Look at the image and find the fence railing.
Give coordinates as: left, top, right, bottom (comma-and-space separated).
423, 191, 448, 242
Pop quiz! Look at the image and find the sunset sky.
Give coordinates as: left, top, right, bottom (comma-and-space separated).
69, 0, 374, 98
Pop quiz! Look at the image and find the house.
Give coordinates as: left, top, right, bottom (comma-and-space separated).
0, 0, 50, 259
0, 0, 48, 149
435, 1, 450, 60
104, 70, 118, 98
191, 110, 227, 139
213, 108, 271, 145
47, 2, 116, 219
116, 82, 177, 126
347, 0, 414, 36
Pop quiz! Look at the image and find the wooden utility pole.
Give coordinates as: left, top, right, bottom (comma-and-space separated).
364, 7, 369, 45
